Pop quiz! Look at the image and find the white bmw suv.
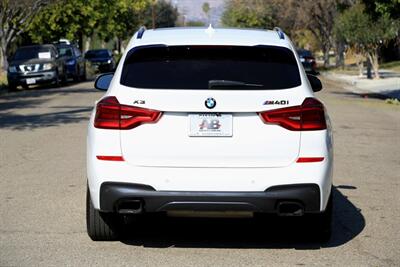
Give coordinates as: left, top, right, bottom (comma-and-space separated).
86, 26, 333, 241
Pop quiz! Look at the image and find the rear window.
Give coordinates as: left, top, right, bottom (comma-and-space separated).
85, 50, 110, 59
297, 49, 313, 58
121, 45, 301, 90
58, 47, 73, 57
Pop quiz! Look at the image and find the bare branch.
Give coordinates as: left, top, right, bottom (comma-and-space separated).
0, 0, 53, 69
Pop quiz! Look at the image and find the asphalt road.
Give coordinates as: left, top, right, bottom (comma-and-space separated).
0, 78, 399, 266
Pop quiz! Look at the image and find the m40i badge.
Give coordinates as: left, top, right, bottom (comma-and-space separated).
263, 100, 289, 105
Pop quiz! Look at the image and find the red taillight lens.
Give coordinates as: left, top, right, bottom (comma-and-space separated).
300, 98, 327, 130
258, 98, 326, 131
96, 155, 124, 161
296, 157, 324, 163
94, 97, 121, 129
94, 96, 162, 129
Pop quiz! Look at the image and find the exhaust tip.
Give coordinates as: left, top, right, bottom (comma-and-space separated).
117, 200, 143, 214
277, 201, 304, 216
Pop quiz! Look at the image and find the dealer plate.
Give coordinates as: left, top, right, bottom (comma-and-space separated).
189, 114, 232, 137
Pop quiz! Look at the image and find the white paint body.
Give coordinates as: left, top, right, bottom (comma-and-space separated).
87, 27, 333, 212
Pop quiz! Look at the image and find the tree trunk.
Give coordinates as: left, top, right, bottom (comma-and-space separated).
84, 36, 91, 52
367, 49, 380, 79
355, 53, 364, 77
0, 48, 4, 71
0, 41, 9, 71
323, 44, 330, 68
120, 40, 125, 53
77, 31, 83, 50
335, 40, 345, 68
116, 37, 121, 54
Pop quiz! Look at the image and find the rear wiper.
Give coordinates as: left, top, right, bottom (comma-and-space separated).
208, 80, 264, 89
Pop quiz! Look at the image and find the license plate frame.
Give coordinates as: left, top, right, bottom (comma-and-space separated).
26, 78, 36, 85
189, 113, 233, 137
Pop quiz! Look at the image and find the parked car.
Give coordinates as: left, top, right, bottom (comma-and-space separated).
84, 49, 115, 73
87, 27, 333, 241
56, 43, 86, 82
297, 49, 318, 74
7, 44, 65, 90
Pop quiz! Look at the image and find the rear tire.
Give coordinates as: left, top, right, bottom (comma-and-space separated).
86, 188, 120, 241
80, 66, 86, 81
53, 71, 60, 87
308, 191, 333, 242
73, 66, 80, 82
8, 83, 17, 92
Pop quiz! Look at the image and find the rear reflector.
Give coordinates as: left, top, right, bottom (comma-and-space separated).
96, 155, 124, 161
258, 97, 327, 131
94, 96, 162, 130
296, 157, 324, 163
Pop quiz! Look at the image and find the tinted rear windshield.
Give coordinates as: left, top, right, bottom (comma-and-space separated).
85, 50, 110, 59
121, 45, 301, 89
58, 47, 73, 57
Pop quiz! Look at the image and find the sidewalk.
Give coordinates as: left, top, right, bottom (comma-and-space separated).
323, 69, 400, 99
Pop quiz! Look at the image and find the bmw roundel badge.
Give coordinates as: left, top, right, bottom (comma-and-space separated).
205, 97, 216, 109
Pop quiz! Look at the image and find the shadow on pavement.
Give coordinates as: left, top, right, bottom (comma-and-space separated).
376, 70, 400, 78
0, 107, 93, 130
0, 86, 96, 102
0, 82, 98, 130
120, 187, 365, 249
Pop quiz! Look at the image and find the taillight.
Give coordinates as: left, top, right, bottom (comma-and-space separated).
258, 98, 326, 131
96, 155, 124, 161
94, 96, 162, 129
297, 157, 324, 163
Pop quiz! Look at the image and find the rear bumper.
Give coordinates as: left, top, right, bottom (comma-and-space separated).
99, 182, 321, 214
88, 62, 113, 72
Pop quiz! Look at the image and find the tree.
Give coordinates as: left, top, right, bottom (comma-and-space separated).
222, 0, 350, 67
95, 0, 149, 52
0, 0, 51, 70
335, 2, 399, 78
221, 0, 276, 28
363, 0, 400, 19
186, 21, 206, 27
28, 0, 101, 49
202, 2, 210, 24
142, 0, 178, 28
28, 0, 150, 52
289, 0, 352, 67
363, 0, 400, 61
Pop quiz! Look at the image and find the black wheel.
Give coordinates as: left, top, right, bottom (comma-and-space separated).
73, 66, 80, 82
308, 192, 333, 242
86, 187, 120, 241
53, 71, 60, 87
8, 83, 17, 91
80, 66, 86, 81
61, 70, 68, 84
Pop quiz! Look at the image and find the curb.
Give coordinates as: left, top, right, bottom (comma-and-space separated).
322, 72, 400, 100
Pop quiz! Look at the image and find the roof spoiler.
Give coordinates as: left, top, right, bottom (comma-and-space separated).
273, 27, 285, 40
137, 26, 146, 39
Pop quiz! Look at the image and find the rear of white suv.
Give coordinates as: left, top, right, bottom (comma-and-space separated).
86, 27, 333, 241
